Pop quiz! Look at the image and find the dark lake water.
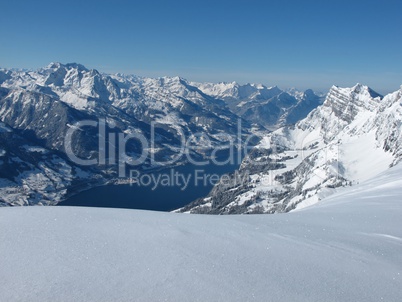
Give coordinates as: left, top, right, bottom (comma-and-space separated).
58, 159, 241, 211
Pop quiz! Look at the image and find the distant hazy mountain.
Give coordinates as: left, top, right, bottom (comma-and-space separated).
192, 81, 325, 129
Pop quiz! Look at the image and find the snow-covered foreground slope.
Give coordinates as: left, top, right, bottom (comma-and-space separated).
1, 164, 402, 301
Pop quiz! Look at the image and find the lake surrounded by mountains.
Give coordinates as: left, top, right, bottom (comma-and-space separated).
59, 158, 241, 211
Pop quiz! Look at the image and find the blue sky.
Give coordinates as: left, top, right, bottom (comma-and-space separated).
1, 0, 401, 93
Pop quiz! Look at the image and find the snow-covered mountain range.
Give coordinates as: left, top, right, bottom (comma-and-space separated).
192, 81, 325, 129
0, 63, 321, 206
180, 84, 402, 214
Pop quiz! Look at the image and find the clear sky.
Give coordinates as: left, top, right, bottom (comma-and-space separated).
1, 0, 401, 93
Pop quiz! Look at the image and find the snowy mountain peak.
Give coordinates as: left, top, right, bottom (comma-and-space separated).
158, 75, 187, 87
192, 81, 283, 102
323, 84, 382, 122
46, 62, 89, 72
330, 83, 382, 100
351, 83, 382, 99
46, 62, 62, 69
303, 88, 316, 98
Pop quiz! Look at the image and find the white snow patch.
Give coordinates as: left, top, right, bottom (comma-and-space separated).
21, 145, 48, 154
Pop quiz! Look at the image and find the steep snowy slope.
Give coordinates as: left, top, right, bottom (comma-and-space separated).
181, 84, 402, 214
1, 163, 401, 301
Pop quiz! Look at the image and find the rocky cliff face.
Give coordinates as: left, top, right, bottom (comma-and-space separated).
179, 84, 402, 214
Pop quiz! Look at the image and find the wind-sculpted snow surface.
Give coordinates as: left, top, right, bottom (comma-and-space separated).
1, 164, 401, 301
182, 84, 402, 214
